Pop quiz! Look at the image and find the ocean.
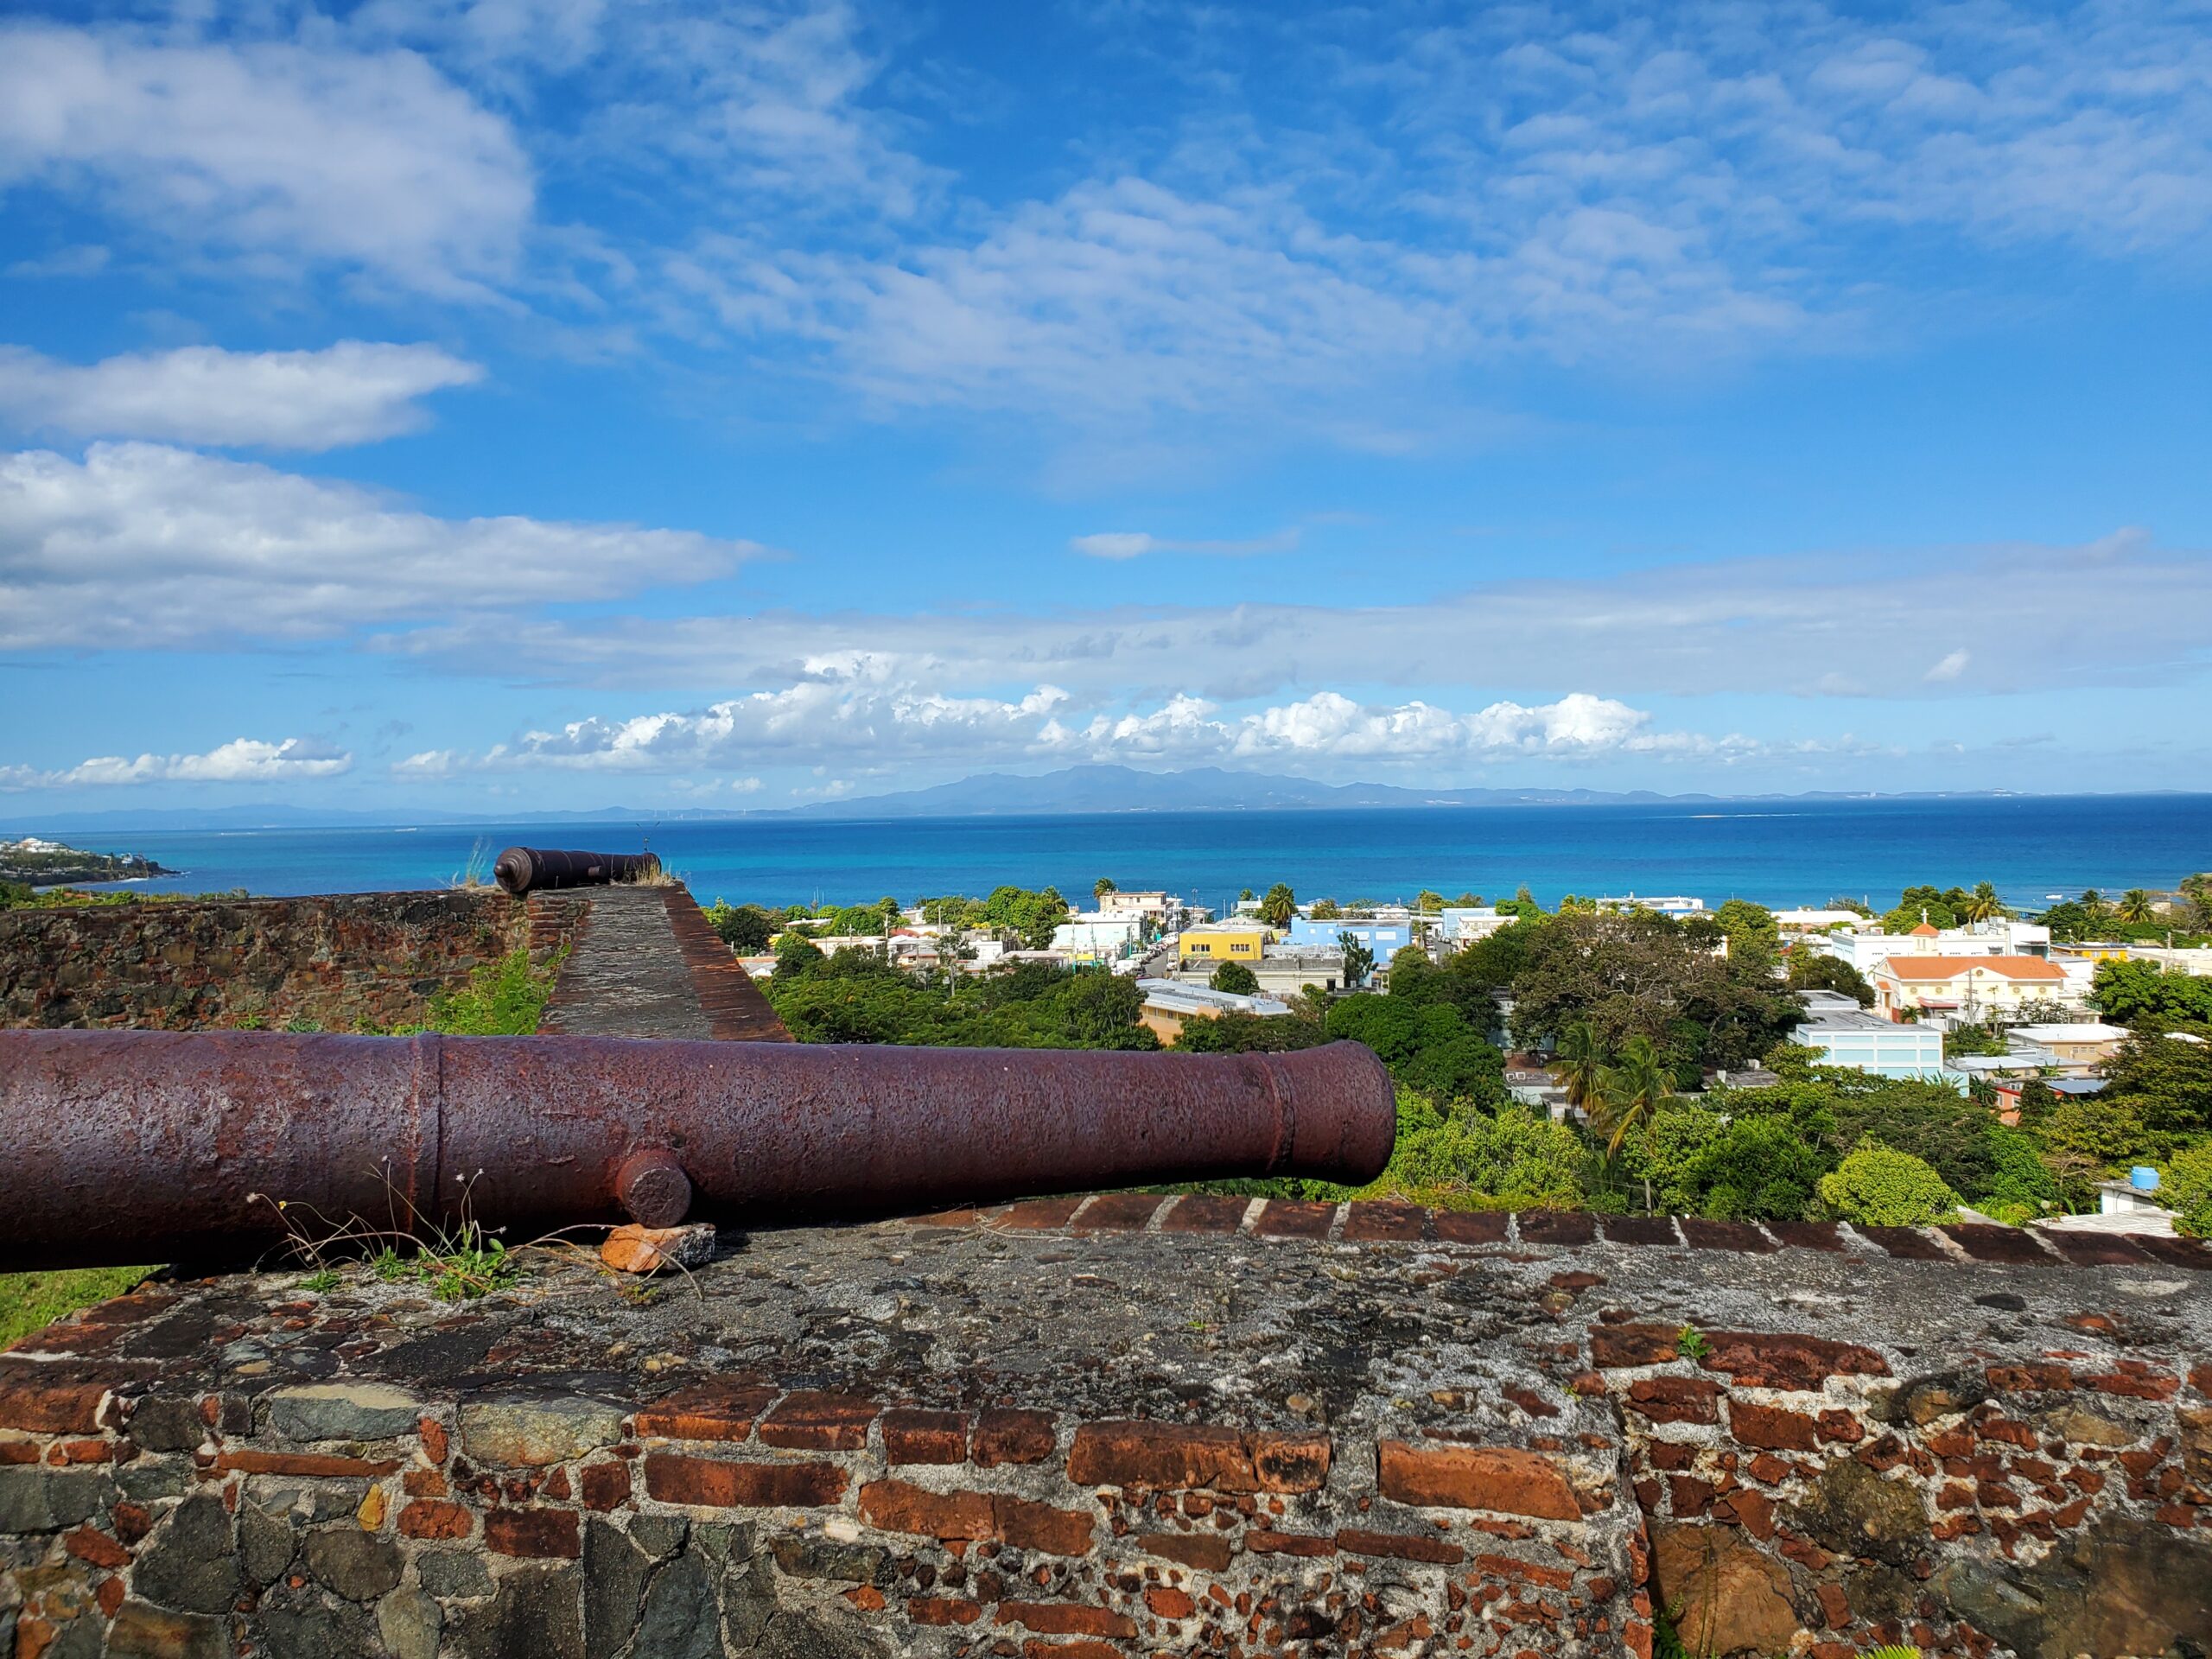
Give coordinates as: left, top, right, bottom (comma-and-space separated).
23, 794, 2212, 912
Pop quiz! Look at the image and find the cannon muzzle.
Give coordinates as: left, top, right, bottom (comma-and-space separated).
0, 1032, 1396, 1269
493, 846, 660, 896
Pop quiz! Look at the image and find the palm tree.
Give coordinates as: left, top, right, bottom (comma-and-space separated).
1554, 1022, 1607, 1111
1962, 882, 2004, 924
1592, 1034, 1675, 1160
2118, 889, 2157, 925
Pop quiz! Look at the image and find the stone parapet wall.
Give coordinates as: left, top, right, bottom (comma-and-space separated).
2, 1201, 2208, 1657
0, 890, 586, 1033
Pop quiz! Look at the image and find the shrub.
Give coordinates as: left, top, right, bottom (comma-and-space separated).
2162, 1140, 2212, 1238
1816, 1141, 1960, 1228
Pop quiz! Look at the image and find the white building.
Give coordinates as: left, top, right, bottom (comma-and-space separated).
1773, 908, 1866, 933
1810, 918, 2051, 977
1137, 978, 1292, 1045
1436, 907, 1514, 945
1049, 915, 1145, 963
1589, 893, 1707, 917
1096, 889, 1180, 923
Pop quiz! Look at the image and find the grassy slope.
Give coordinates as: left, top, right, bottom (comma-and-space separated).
0, 1266, 153, 1350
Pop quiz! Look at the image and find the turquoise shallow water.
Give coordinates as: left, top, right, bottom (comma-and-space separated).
18, 794, 2212, 912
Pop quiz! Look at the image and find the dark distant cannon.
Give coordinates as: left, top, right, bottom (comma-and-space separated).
0, 1032, 1395, 1269
492, 846, 659, 896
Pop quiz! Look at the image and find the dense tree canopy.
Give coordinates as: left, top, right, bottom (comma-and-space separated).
766, 947, 1155, 1049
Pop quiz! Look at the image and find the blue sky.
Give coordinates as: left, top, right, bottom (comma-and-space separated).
3, 0, 2209, 815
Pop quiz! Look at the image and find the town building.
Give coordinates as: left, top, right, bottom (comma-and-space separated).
2006, 1022, 2130, 1066
1436, 907, 1513, 945
1789, 990, 1952, 1078
1773, 908, 1867, 933
1175, 924, 1268, 969
1811, 918, 2051, 977
1048, 915, 1145, 963
1135, 978, 1292, 1046
1285, 917, 1413, 957
1869, 953, 2076, 1024
1095, 889, 1180, 923
1588, 893, 1707, 918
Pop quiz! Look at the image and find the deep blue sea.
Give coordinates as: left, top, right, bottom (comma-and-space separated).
22, 794, 2212, 912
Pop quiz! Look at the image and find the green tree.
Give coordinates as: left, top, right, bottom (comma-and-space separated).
2090, 961, 2212, 1027
1259, 883, 1297, 929
1325, 995, 1508, 1109
1961, 881, 2005, 924
1592, 1034, 1676, 1159
2181, 873, 2212, 931
1713, 899, 1780, 963
1210, 960, 1260, 995
1816, 1142, 1959, 1226
1094, 876, 1117, 901
1338, 929, 1377, 989
1683, 1116, 1832, 1223
1786, 950, 1875, 1007
1309, 898, 1342, 920
1452, 892, 1483, 908
982, 885, 1071, 949
2118, 888, 2157, 925
1554, 1021, 1607, 1112
703, 900, 775, 953
2095, 1024, 2212, 1146
1176, 1009, 1325, 1054
1416, 890, 1445, 915
1375, 1095, 1587, 1210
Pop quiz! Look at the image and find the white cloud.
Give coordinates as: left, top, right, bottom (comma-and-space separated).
0, 342, 483, 450
0, 24, 531, 296
0, 737, 353, 791
403, 668, 1756, 781
0, 442, 760, 650
1924, 647, 1971, 683
1070, 528, 1299, 559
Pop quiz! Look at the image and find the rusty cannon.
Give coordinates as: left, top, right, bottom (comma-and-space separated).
0, 1031, 1395, 1270
492, 845, 660, 896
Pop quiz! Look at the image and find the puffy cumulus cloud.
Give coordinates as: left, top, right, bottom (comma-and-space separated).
401, 677, 1755, 782
0, 737, 353, 791
381, 526, 2212, 703
0, 23, 531, 296
0, 442, 760, 650
0, 342, 483, 450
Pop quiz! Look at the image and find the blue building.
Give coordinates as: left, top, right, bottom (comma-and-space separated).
1789, 990, 1952, 1080
1285, 918, 1414, 958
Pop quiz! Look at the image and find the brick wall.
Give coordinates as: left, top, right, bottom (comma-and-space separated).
3, 1200, 2208, 1657
0, 889, 586, 1032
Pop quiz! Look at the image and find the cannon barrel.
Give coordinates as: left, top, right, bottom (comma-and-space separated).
0, 1031, 1395, 1270
492, 846, 660, 896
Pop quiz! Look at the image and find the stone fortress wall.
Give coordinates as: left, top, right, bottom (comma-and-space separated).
1, 887, 2207, 1657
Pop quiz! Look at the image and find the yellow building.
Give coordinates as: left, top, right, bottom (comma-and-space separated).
1176, 925, 1267, 967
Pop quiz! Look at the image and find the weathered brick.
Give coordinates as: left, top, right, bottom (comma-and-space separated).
1589, 1324, 1681, 1368
645, 1452, 848, 1510
1022, 1643, 1120, 1659
2082, 1368, 2179, 1401
632, 1383, 777, 1442
485, 1507, 582, 1559
909, 1598, 985, 1625
1474, 1552, 1574, 1591
579, 1461, 631, 1511
1069, 1421, 1256, 1491
860, 1479, 995, 1540
995, 1495, 1094, 1555
1146, 1586, 1197, 1618
1253, 1200, 1336, 1238
62, 1523, 130, 1569
1764, 1220, 1844, 1252
1730, 1402, 1821, 1452
1625, 1377, 1722, 1425
1247, 1529, 1333, 1557
760, 1391, 875, 1451
1942, 1224, 2057, 1266
1342, 1201, 1427, 1242
1338, 1527, 1465, 1564
1377, 1441, 1580, 1519
882, 1408, 969, 1465
398, 1500, 474, 1541
1677, 1218, 1775, 1253
991, 1197, 1085, 1230
1160, 1194, 1249, 1234
215, 1449, 400, 1478
1432, 1210, 1510, 1244
1698, 1332, 1890, 1390
1516, 1210, 1598, 1245
418, 1417, 449, 1464
1250, 1431, 1332, 1493
1135, 1531, 1232, 1570
1071, 1193, 1163, 1232
1601, 1215, 1679, 1247
997, 1603, 1138, 1638
973, 1409, 1056, 1467
0, 1378, 109, 1435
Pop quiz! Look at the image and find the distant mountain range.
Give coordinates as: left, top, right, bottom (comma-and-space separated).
0, 764, 2089, 836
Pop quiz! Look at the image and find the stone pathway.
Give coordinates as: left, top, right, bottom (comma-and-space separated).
535, 885, 786, 1041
